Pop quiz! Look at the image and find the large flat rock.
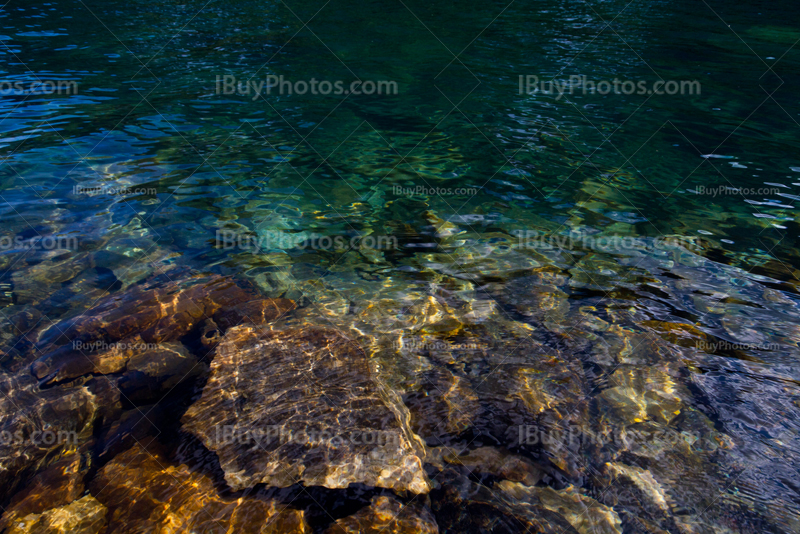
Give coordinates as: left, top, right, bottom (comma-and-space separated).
182, 326, 430, 494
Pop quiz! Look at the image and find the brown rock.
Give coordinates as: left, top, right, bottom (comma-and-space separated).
0, 375, 98, 501
213, 298, 296, 330
5, 495, 107, 534
91, 443, 309, 533
31, 336, 151, 384
182, 326, 430, 494
444, 447, 542, 486
325, 496, 438, 534
0, 452, 88, 531
36, 275, 253, 350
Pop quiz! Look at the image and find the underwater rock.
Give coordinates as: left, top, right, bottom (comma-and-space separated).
31, 335, 150, 384
408, 296, 462, 334
498, 271, 570, 327
5, 495, 107, 534
404, 368, 480, 444
0, 452, 88, 531
324, 496, 438, 534
198, 317, 223, 350
11, 254, 90, 305
497, 481, 623, 534
597, 367, 683, 426
443, 446, 543, 486
0, 375, 98, 501
118, 342, 204, 402
182, 326, 431, 494
605, 461, 670, 513
423, 210, 464, 238
91, 443, 309, 533
430, 468, 575, 533
456, 299, 497, 325
35, 274, 254, 350
212, 297, 296, 330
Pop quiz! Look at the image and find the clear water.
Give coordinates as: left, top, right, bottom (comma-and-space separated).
2, 0, 800, 532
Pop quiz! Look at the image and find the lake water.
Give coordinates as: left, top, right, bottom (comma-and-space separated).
1, 1, 800, 532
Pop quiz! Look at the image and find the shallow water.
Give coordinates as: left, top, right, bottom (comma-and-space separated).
1, 0, 800, 532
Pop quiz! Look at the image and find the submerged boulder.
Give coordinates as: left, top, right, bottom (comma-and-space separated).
0, 375, 98, 501
35, 274, 254, 350
0, 452, 89, 531
182, 326, 431, 494
4, 495, 107, 534
91, 442, 309, 533
497, 481, 623, 534
325, 496, 438, 534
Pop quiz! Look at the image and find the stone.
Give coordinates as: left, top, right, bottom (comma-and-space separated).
404, 368, 480, 444
119, 342, 205, 402
497, 481, 623, 534
430, 468, 575, 533
31, 335, 151, 384
0, 452, 88, 531
182, 326, 430, 494
5, 495, 107, 534
35, 274, 255, 350
324, 496, 438, 534
0, 375, 98, 501
444, 446, 543, 486
597, 368, 683, 426
213, 298, 296, 330
91, 443, 309, 533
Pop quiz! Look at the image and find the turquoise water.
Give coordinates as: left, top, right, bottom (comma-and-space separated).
2, 0, 800, 532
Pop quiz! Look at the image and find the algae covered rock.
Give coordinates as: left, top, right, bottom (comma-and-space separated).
182, 326, 431, 494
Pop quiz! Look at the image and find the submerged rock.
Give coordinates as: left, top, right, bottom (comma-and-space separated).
35, 274, 255, 350
444, 446, 543, 486
212, 298, 296, 330
5, 495, 107, 534
91, 442, 309, 533
404, 368, 480, 444
118, 342, 205, 402
497, 481, 623, 534
430, 468, 575, 533
182, 326, 431, 494
0, 375, 98, 501
0, 452, 88, 531
31, 336, 150, 384
325, 496, 438, 534
597, 367, 683, 426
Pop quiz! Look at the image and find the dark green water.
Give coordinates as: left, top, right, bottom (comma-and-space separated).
1, 0, 800, 532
